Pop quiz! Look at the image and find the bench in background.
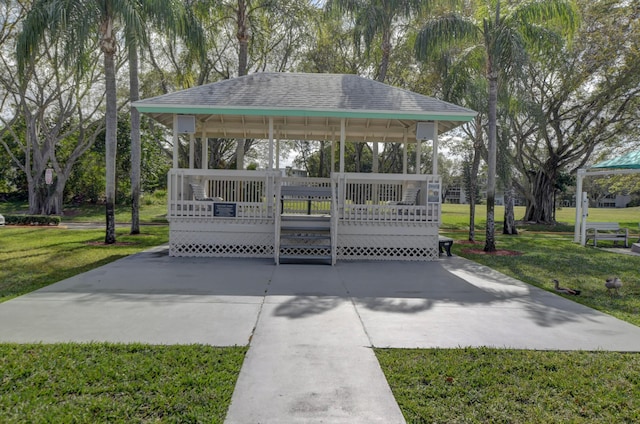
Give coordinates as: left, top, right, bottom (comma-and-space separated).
585, 222, 629, 248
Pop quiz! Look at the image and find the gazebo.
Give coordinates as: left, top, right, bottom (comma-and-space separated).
574, 149, 640, 245
133, 73, 476, 263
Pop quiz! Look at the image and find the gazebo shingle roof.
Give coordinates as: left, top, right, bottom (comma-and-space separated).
134, 73, 476, 142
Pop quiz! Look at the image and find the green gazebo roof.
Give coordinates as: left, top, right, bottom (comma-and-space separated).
592, 150, 640, 170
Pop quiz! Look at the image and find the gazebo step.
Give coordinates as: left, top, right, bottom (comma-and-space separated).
279, 254, 332, 265
281, 225, 330, 233
280, 234, 331, 241
280, 244, 330, 250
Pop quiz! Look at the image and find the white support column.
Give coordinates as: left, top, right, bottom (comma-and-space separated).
574, 170, 584, 242
268, 118, 274, 170
172, 115, 179, 168
340, 119, 345, 173
432, 121, 439, 175
402, 128, 408, 174
415, 138, 421, 174
189, 133, 195, 169
201, 131, 208, 170
276, 131, 280, 170
580, 192, 588, 246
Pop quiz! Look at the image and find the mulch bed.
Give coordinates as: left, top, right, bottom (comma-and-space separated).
461, 248, 523, 256
85, 241, 137, 246
455, 240, 523, 256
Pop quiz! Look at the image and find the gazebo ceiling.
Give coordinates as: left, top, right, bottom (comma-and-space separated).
133, 73, 476, 143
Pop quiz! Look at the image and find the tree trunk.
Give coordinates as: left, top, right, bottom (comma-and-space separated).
354, 143, 363, 172
129, 44, 141, 235
102, 20, 118, 244
503, 181, 518, 235
319, 141, 325, 177
524, 170, 556, 223
235, 0, 249, 170
45, 174, 67, 215
237, 0, 248, 78
484, 71, 498, 252
372, 141, 379, 173
467, 116, 483, 241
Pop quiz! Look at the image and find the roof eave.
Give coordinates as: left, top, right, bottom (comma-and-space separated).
131, 103, 477, 122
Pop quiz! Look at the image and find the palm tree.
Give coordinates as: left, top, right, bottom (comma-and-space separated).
127, 5, 203, 235
326, 0, 428, 172
18, 0, 192, 242
415, 0, 579, 251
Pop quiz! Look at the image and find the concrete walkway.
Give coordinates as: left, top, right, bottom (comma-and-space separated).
2, 247, 640, 423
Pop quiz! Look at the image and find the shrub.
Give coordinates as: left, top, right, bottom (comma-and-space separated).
3, 214, 61, 226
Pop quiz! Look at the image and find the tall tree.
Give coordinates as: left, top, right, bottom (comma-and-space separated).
509, 0, 640, 223
18, 0, 193, 242
325, 0, 428, 172
127, 3, 203, 234
415, 0, 579, 251
1, 1, 105, 215
18, 1, 140, 243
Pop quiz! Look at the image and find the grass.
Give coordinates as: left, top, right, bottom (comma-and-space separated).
376, 348, 640, 423
0, 226, 168, 303
0, 343, 247, 423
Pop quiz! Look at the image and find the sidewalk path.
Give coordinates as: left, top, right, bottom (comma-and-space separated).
2, 248, 640, 423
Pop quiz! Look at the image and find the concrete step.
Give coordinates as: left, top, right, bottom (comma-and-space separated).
279, 254, 332, 265
281, 225, 330, 233
280, 234, 331, 241
632, 243, 640, 254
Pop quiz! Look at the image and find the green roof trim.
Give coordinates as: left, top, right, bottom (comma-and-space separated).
133, 104, 475, 121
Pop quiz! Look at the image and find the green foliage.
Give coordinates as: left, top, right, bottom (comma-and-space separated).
65, 115, 170, 204
377, 348, 640, 423
0, 343, 247, 423
2, 215, 61, 226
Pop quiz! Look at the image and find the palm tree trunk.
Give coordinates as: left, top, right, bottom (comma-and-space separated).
468, 117, 483, 241
484, 70, 498, 252
129, 44, 141, 235
103, 33, 118, 244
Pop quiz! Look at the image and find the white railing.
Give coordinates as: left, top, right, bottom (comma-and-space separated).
167, 169, 440, 225
167, 169, 277, 220
334, 172, 441, 224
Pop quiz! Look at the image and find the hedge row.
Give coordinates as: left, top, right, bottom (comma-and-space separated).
2, 214, 61, 226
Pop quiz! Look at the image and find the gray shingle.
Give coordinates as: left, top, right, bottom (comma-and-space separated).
136, 73, 473, 115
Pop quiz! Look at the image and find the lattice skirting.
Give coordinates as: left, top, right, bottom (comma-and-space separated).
337, 234, 439, 261
170, 229, 274, 258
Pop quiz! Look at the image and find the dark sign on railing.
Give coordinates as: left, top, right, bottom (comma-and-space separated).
214, 202, 237, 217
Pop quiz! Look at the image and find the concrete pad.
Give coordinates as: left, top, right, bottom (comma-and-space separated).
0, 248, 273, 345
343, 257, 640, 351
225, 299, 405, 424
0, 295, 260, 345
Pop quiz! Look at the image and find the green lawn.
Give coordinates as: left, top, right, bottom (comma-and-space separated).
376, 348, 640, 423
0, 343, 246, 423
0, 226, 169, 303
441, 203, 640, 232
